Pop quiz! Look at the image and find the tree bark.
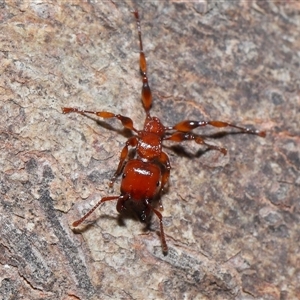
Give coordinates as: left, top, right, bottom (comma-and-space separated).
1, 1, 299, 299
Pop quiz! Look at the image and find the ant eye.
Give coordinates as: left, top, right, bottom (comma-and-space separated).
122, 173, 126, 178
156, 181, 160, 187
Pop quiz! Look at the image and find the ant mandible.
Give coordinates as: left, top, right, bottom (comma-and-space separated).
62, 10, 265, 255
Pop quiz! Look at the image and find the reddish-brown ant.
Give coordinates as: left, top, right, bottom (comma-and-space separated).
62, 10, 265, 255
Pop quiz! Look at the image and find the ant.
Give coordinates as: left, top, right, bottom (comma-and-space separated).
62, 10, 265, 255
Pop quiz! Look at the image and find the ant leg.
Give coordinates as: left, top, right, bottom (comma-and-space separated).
73, 195, 120, 227
165, 132, 228, 155
109, 137, 138, 188
166, 120, 266, 137
154, 151, 171, 212
116, 194, 129, 214
133, 10, 152, 114
158, 151, 171, 192
146, 202, 168, 254
158, 199, 164, 212
62, 107, 138, 133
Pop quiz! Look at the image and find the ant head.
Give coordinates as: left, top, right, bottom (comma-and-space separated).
120, 159, 162, 201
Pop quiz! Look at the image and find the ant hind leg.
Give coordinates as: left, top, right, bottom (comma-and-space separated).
62, 107, 138, 132
167, 120, 266, 137
165, 132, 227, 155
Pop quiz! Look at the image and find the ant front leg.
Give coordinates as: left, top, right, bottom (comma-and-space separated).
155, 151, 171, 212
145, 201, 168, 255
135, 200, 168, 253
62, 107, 138, 133
73, 195, 120, 227
109, 136, 138, 188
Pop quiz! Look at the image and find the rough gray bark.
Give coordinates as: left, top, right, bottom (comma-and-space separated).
0, 1, 299, 299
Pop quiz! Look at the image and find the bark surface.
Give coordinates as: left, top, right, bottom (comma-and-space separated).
1, 1, 299, 299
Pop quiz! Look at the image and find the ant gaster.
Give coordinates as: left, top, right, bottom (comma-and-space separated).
62, 10, 265, 255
